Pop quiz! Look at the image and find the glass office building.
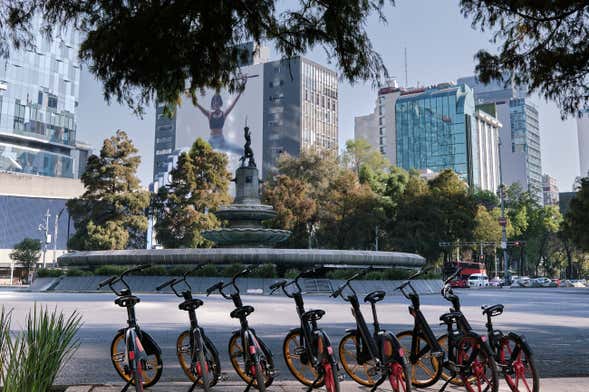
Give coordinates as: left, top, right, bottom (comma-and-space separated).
395, 83, 480, 187
0, 16, 81, 178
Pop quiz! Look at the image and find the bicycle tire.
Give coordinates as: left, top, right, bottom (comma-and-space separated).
254, 361, 267, 392
196, 344, 211, 392
176, 330, 221, 386
498, 335, 539, 392
134, 360, 144, 392
395, 330, 442, 388
110, 331, 163, 388
228, 333, 274, 388
438, 333, 468, 386
283, 329, 322, 386
456, 333, 499, 392
338, 331, 379, 387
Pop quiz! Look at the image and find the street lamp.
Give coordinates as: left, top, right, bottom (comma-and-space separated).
38, 209, 51, 269
52, 208, 65, 266
498, 138, 510, 284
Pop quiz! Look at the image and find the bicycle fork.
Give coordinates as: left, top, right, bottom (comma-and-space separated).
121, 328, 148, 392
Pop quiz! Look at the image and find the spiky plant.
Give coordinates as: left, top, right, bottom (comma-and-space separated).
1, 305, 82, 391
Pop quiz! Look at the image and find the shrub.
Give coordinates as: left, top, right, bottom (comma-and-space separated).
65, 268, 92, 277
223, 263, 245, 277
93, 265, 127, 276
194, 264, 219, 277
36, 268, 65, 278
251, 263, 277, 278
284, 268, 300, 279
0, 306, 81, 391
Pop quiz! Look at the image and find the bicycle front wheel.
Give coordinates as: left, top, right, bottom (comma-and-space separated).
338, 332, 379, 387
498, 335, 539, 392
456, 334, 499, 392
110, 331, 162, 387
176, 330, 220, 386
228, 333, 274, 388
396, 330, 442, 388
283, 329, 321, 386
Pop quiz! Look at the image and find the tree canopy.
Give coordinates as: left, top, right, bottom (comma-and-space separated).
9, 237, 41, 283
461, 0, 589, 116
565, 178, 589, 251
152, 138, 231, 248
0, 0, 392, 113
67, 130, 150, 250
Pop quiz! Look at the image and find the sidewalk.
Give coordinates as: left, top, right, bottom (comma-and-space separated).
64, 378, 586, 392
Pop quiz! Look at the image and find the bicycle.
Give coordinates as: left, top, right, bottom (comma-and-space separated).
98, 265, 163, 392
395, 268, 499, 392
480, 304, 539, 391
269, 268, 341, 392
206, 266, 275, 392
332, 267, 411, 392
156, 264, 221, 392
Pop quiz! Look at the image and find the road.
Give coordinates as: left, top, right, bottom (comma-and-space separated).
1, 287, 588, 384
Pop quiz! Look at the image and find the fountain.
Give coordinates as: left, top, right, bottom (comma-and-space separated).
58, 125, 424, 269
201, 125, 291, 247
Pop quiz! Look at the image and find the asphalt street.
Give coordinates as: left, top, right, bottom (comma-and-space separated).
1, 287, 588, 385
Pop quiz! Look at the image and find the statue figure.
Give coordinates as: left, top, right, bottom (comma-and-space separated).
240, 125, 256, 167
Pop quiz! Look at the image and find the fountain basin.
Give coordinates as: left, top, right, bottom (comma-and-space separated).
201, 228, 291, 247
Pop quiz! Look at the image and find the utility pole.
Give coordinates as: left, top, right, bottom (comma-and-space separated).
374, 225, 379, 251
38, 209, 51, 269
498, 138, 510, 284
52, 208, 65, 266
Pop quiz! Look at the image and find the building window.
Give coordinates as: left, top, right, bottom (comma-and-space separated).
48, 94, 58, 109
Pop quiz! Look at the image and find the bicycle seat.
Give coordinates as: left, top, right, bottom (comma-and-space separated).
115, 295, 140, 308
482, 304, 504, 317
230, 305, 255, 319
439, 311, 462, 324
302, 309, 325, 321
179, 298, 204, 311
364, 290, 385, 303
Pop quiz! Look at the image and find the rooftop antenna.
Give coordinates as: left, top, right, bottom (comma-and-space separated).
404, 47, 408, 87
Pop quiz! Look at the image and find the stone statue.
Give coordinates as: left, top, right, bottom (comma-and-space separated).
240, 125, 256, 167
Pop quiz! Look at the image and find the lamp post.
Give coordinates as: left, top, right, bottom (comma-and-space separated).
498, 138, 509, 285
38, 209, 51, 269
52, 208, 65, 266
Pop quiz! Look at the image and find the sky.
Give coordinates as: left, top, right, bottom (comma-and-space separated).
77, 0, 581, 191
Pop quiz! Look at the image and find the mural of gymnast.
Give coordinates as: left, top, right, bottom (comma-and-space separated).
194, 75, 248, 155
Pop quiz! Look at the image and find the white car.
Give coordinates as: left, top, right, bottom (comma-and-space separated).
467, 273, 489, 288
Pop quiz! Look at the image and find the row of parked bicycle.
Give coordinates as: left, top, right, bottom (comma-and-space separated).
99, 264, 539, 392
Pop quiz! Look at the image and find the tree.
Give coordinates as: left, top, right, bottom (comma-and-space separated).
473, 206, 502, 244
565, 178, 589, 251
0, 1, 391, 114
153, 138, 231, 248
342, 138, 390, 176
461, 1, 589, 116
9, 238, 41, 283
67, 130, 150, 250
263, 175, 317, 249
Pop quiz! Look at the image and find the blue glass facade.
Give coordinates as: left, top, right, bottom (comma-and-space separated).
395, 84, 477, 186
0, 16, 81, 178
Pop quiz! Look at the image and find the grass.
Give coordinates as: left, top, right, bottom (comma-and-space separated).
0, 305, 82, 392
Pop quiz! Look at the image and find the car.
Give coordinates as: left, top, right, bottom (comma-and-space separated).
517, 276, 532, 287
489, 277, 503, 287
551, 278, 561, 287
467, 273, 489, 288
533, 277, 553, 287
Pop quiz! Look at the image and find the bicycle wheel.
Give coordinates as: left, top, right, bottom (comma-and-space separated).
134, 359, 144, 392
228, 333, 274, 387
110, 331, 162, 387
456, 334, 499, 392
254, 361, 267, 392
438, 334, 468, 386
196, 345, 211, 392
396, 330, 442, 388
498, 335, 539, 392
383, 336, 411, 392
338, 332, 379, 387
176, 330, 220, 386
283, 329, 321, 386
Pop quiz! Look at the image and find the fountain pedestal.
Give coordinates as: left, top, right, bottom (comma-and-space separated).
202, 165, 291, 248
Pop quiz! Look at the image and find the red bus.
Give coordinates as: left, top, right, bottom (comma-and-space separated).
443, 261, 487, 288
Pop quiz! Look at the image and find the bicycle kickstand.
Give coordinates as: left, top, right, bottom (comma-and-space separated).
369, 373, 387, 392
243, 377, 255, 392
120, 378, 133, 392
438, 371, 459, 392
306, 373, 323, 392
187, 377, 201, 392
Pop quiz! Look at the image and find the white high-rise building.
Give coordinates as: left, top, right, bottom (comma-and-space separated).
577, 109, 589, 177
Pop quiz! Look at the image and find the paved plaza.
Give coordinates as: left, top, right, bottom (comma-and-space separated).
1, 287, 588, 386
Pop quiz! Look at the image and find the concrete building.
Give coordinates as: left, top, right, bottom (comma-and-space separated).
457, 76, 543, 202
354, 81, 402, 163
153, 50, 338, 182
394, 83, 499, 191
0, 172, 84, 283
577, 108, 589, 177
543, 174, 560, 206
0, 15, 90, 179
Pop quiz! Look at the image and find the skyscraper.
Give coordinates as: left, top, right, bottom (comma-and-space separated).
577, 108, 589, 177
0, 15, 84, 178
457, 76, 543, 202
395, 83, 499, 190
354, 81, 401, 164
542, 174, 559, 206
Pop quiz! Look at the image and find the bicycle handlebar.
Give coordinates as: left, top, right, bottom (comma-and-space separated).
156, 278, 177, 291
331, 266, 373, 300
269, 280, 287, 291
122, 264, 151, 276
444, 268, 462, 285
98, 264, 151, 295
98, 276, 117, 289
206, 281, 224, 296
